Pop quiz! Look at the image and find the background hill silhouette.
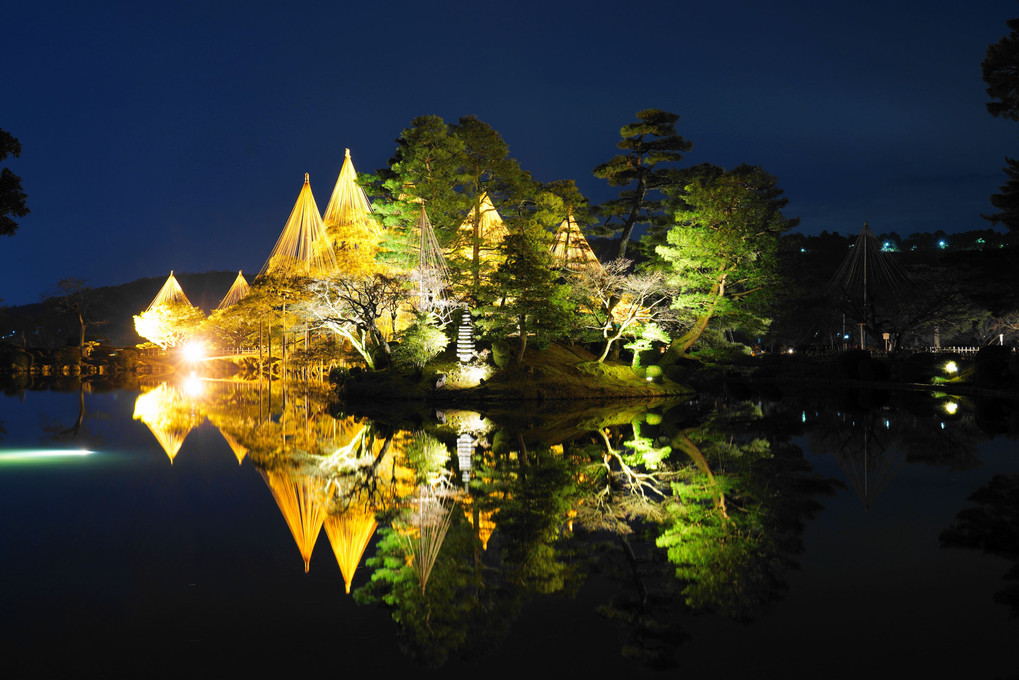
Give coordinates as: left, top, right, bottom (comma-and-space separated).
0, 271, 237, 348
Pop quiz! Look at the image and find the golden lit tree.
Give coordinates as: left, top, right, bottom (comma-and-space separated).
323, 149, 382, 276
133, 271, 204, 348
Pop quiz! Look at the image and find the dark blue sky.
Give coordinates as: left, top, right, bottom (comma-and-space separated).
2, 0, 1015, 306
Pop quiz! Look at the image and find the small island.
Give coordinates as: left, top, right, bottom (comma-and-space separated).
3, 113, 1019, 402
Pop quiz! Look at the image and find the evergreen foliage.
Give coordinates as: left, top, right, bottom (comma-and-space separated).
593, 109, 692, 259
392, 313, 448, 371
656, 164, 797, 360
983, 14, 1019, 230
0, 128, 28, 237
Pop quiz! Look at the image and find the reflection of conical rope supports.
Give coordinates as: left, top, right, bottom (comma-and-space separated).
259, 468, 329, 572
831, 414, 904, 510
397, 485, 455, 594
216, 428, 249, 465
132, 383, 204, 464
324, 507, 378, 594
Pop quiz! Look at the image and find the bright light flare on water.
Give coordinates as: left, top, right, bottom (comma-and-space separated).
944, 361, 958, 374
0, 449, 95, 465
182, 371, 204, 396
944, 401, 959, 415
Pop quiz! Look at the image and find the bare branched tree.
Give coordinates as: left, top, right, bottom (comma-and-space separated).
302, 273, 408, 368
572, 260, 675, 362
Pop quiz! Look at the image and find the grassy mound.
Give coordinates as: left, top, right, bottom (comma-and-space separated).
337, 343, 692, 403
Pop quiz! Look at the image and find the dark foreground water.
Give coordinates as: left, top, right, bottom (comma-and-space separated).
1, 379, 1017, 678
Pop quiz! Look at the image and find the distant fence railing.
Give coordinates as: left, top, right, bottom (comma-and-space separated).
794, 345, 1013, 357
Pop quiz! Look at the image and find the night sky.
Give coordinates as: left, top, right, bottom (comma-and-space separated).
2, 0, 1015, 306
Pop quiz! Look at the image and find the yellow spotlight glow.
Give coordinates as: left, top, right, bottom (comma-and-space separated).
182, 371, 204, 397
462, 364, 492, 385
181, 341, 206, 363
944, 361, 958, 374
944, 401, 958, 415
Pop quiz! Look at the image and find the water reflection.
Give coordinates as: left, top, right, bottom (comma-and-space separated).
2, 378, 1017, 675
941, 472, 1019, 617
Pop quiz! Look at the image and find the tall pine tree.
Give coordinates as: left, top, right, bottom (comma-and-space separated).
593, 109, 692, 260
983, 14, 1019, 230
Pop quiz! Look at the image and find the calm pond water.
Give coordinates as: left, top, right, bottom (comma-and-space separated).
1, 378, 1017, 678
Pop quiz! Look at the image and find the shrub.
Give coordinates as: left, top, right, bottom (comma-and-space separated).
0, 347, 32, 373
491, 340, 511, 368
392, 317, 448, 371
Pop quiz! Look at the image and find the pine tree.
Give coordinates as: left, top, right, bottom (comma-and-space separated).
593, 109, 692, 260
982, 14, 1019, 230
656, 164, 798, 362
0, 128, 29, 237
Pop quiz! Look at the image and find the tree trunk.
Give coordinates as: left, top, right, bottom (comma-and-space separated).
615, 177, 648, 260
659, 277, 725, 366
515, 314, 528, 363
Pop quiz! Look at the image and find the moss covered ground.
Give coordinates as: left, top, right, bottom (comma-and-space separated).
337, 343, 693, 403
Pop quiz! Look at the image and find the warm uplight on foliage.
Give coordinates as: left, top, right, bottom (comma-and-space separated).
446, 361, 493, 388
444, 410, 493, 437
134, 303, 205, 349
260, 173, 337, 278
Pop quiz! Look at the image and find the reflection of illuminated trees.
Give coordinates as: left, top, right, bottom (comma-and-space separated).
404, 431, 450, 485
132, 383, 204, 463
357, 515, 481, 668
941, 473, 1019, 617
656, 405, 834, 621
488, 443, 581, 594
578, 427, 675, 534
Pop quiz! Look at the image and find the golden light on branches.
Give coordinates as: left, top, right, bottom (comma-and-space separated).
323, 149, 381, 276
134, 271, 205, 349
260, 173, 337, 278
